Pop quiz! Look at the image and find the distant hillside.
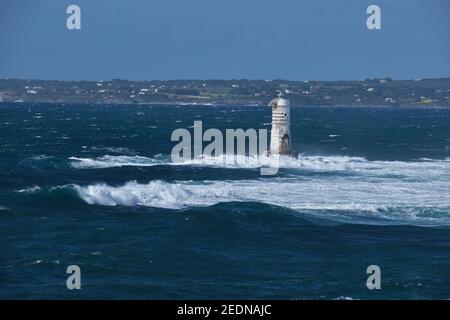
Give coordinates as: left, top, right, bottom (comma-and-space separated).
1, 78, 449, 107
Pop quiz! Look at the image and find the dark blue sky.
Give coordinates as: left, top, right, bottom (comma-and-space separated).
1, 0, 449, 81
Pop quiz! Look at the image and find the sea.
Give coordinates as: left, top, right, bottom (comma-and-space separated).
1, 103, 450, 299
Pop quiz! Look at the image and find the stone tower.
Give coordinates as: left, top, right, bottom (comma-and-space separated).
268, 95, 295, 156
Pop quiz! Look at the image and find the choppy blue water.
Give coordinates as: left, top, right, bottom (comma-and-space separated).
1, 103, 450, 299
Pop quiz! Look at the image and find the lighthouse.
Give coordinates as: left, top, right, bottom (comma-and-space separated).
268, 95, 296, 156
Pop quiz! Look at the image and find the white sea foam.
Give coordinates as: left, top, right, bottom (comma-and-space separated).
71, 178, 450, 210
16, 186, 42, 193
31, 154, 53, 161
69, 155, 165, 169
68, 154, 450, 180
334, 296, 357, 300
63, 154, 450, 224
68, 170, 450, 224
89, 146, 135, 154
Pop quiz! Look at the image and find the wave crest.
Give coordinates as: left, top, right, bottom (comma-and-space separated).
68, 154, 450, 180
69, 155, 165, 169
65, 178, 450, 225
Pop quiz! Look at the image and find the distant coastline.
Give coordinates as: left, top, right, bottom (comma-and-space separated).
1, 77, 449, 107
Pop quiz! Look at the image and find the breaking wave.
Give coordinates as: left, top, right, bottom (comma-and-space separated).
69, 154, 450, 179
69, 155, 165, 169
73, 178, 450, 212
17, 155, 449, 225
20, 170, 450, 225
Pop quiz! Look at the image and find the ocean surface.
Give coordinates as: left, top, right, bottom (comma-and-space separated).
1, 103, 450, 299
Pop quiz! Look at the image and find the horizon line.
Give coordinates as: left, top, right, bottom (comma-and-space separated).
2, 76, 450, 83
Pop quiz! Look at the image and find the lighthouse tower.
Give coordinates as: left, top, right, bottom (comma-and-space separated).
268, 95, 295, 156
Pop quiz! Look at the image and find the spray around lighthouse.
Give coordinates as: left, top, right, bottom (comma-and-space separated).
170, 95, 297, 175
